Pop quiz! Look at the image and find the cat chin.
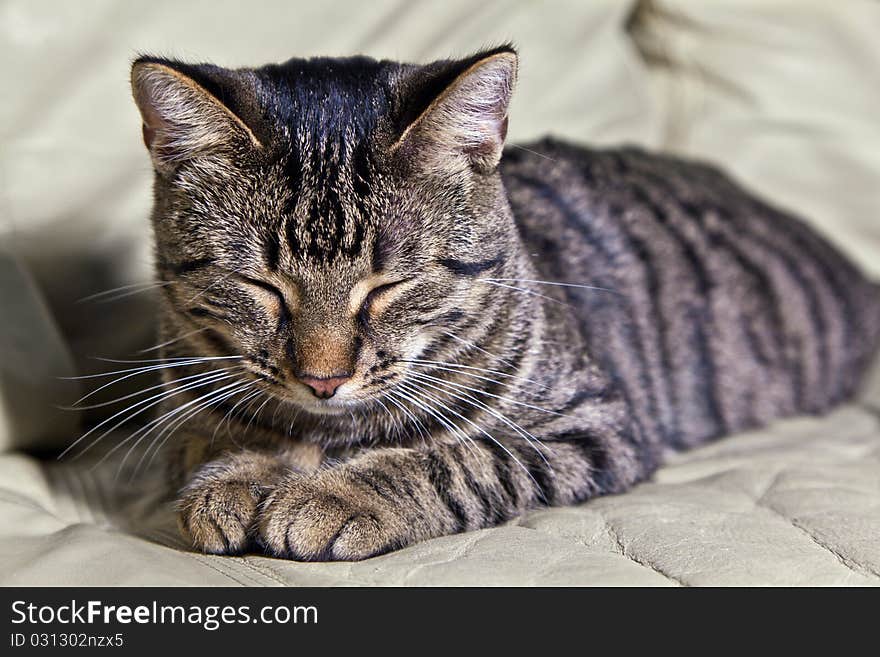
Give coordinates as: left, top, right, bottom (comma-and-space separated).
297, 403, 349, 417
277, 395, 352, 416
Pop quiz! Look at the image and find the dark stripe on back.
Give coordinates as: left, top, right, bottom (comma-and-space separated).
647, 160, 831, 410
504, 172, 656, 451
621, 157, 798, 404
617, 156, 728, 439
743, 196, 852, 403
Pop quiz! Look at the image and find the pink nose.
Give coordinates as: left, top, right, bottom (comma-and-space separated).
297, 374, 351, 399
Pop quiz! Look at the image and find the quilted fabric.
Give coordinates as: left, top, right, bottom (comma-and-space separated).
2, 404, 878, 586
1, 0, 879, 585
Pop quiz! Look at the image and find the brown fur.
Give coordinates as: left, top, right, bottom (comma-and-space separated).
129, 48, 880, 560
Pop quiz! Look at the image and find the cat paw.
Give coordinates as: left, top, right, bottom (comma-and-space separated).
256, 471, 408, 561
178, 477, 267, 555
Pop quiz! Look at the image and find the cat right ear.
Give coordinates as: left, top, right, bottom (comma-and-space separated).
131, 58, 262, 174
392, 47, 518, 175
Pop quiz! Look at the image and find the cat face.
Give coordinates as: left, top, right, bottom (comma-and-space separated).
133, 49, 517, 414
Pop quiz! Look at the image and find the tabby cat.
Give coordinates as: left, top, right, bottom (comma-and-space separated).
129, 46, 880, 561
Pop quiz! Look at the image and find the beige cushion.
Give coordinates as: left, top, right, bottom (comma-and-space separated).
2, 406, 878, 586
637, 0, 880, 276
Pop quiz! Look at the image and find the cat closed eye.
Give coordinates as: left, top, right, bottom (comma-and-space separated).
237, 275, 290, 317
360, 279, 411, 317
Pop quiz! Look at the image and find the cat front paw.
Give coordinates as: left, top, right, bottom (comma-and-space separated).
178, 477, 268, 555
256, 470, 411, 561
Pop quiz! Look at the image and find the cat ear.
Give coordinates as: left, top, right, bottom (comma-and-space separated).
393, 48, 517, 174
131, 58, 262, 174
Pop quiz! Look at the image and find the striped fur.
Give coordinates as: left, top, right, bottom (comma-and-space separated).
131, 48, 880, 560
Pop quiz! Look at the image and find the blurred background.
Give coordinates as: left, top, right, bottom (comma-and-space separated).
2, 0, 880, 450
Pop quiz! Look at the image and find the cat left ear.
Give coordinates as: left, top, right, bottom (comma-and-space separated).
131, 58, 262, 175
393, 48, 518, 174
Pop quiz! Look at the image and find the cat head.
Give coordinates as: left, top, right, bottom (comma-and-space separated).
132, 47, 520, 415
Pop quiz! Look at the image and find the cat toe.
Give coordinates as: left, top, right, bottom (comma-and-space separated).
257, 474, 400, 561
178, 479, 263, 555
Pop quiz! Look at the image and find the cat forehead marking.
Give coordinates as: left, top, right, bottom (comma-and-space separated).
253, 58, 393, 264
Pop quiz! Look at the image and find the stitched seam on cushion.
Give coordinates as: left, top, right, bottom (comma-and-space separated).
237, 558, 289, 586
754, 499, 880, 581
399, 533, 486, 585
605, 521, 687, 587
155, 523, 345, 586
755, 469, 880, 581
205, 557, 269, 586
184, 553, 259, 586
134, 527, 261, 586
147, 528, 280, 586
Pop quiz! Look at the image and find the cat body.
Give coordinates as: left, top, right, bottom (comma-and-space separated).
129, 47, 880, 560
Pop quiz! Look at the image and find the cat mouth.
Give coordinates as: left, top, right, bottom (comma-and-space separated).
266, 384, 355, 416
295, 399, 350, 416
245, 365, 372, 416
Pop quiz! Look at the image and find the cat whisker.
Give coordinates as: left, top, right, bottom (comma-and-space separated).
477, 280, 571, 307
243, 392, 272, 438
270, 397, 286, 426
59, 358, 243, 414
399, 380, 542, 484
398, 358, 547, 389
406, 372, 555, 465
399, 380, 486, 452
132, 380, 258, 479
66, 365, 245, 410
380, 392, 430, 445
186, 266, 246, 303
386, 388, 445, 440
371, 396, 403, 445
137, 328, 209, 354
483, 278, 620, 295
286, 405, 302, 439
98, 378, 253, 475
388, 385, 472, 449
131, 381, 258, 476
73, 371, 245, 465
391, 397, 417, 445
508, 143, 558, 162
58, 356, 241, 386
76, 280, 172, 304
400, 360, 551, 393
434, 329, 519, 371
60, 369, 242, 461
408, 370, 566, 418
214, 388, 263, 445
92, 355, 243, 365
395, 382, 478, 455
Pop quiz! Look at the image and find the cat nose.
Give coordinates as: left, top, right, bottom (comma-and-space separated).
296, 373, 352, 399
